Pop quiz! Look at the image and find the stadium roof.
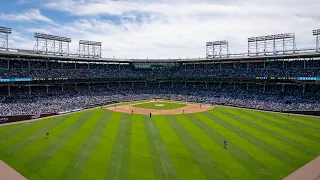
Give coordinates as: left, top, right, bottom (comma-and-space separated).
0, 48, 320, 63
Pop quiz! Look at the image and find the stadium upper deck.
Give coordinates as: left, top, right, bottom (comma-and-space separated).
0, 48, 320, 63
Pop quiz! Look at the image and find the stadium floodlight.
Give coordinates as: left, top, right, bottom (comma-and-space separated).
312, 29, 320, 35
0, 26, 12, 51
206, 40, 229, 58
0, 26, 12, 34
33, 32, 72, 55
313, 29, 320, 52
247, 33, 295, 56
78, 40, 102, 58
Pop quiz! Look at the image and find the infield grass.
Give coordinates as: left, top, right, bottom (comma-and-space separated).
133, 101, 187, 110
0, 101, 319, 180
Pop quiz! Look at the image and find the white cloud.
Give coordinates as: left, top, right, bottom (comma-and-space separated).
0, 9, 55, 24
10, 0, 320, 58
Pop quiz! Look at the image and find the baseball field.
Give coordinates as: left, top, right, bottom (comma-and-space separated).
0, 100, 319, 180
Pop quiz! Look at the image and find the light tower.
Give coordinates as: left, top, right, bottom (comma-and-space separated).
33, 33, 72, 56
248, 33, 295, 56
206, 40, 229, 58
313, 29, 320, 52
78, 40, 102, 58
0, 26, 12, 51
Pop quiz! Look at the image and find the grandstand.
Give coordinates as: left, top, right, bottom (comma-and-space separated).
0, 27, 320, 117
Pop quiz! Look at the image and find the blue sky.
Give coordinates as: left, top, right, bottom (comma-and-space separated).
0, 0, 319, 58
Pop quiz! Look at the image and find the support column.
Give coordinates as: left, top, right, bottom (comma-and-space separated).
158, 82, 160, 88
205, 82, 207, 88
88, 63, 90, 69
107, 82, 109, 88
75, 83, 77, 90
303, 59, 306, 69
247, 83, 249, 90
193, 82, 196, 88
282, 84, 284, 93
8, 86, 10, 96
303, 84, 305, 94
118, 82, 121, 88
264, 60, 266, 69
28, 60, 31, 70
234, 83, 236, 90
46, 61, 48, 69
171, 81, 173, 88
61, 63, 64, 70
75, 62, 77, 69
219, 63, 222, 71
247, 62, 249, 70
263, 83, 266, 92
62, 84, 64, 92
184, 64, 186, 71
29, 86, 31, 96
88, 83, 91, 90
132, 82, 134, 88
46, 85, 49, 93
219, 83, 221, 89
7, 59, 9, 69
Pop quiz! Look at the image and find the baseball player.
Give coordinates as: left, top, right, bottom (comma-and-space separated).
224, 139, 227, 149
46, 132, 50, 139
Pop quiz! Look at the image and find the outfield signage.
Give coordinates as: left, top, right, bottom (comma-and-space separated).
296, 77, 320, 81
0, 78, 33, 82
255, 76, 320, 81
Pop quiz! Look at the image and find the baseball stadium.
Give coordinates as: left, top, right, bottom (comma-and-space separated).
0, 25, 320, 180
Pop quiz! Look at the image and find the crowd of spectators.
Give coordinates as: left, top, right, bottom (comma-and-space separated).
1, 58, 320, 79
0, 84, 319, 116
1, 58, 320, 115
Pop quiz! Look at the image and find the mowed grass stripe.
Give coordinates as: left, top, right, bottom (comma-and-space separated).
195, 112, 288, 179
166, 115, 230, 180
187, 114, 270, 180
26, 111, 95, 172
173, 114, 256, 180
38, 110, 104, 179
130, 114, 155, 180
239, 110, 320, 150
0, 117, 55, 153
79, 112, 121, 180
0, 119, 49, 143
215, 108, 312, 161
106, 113, 131, 180
153, 115, 206, 180
59, 110, 112, 180
258, 112, 320, 138
4, 115, 70, 156
272, 113, 320, 129
245, 110, 320, 142
143, 115, 178, 180
221, 107, 318, 156
0, 113, 83, 179
0, 123, 22, 135
209, 110, 300, 170
292, 115, 320, 124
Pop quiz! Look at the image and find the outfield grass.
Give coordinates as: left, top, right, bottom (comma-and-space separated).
0, 103, 319, 180
133, 101, 187, 110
